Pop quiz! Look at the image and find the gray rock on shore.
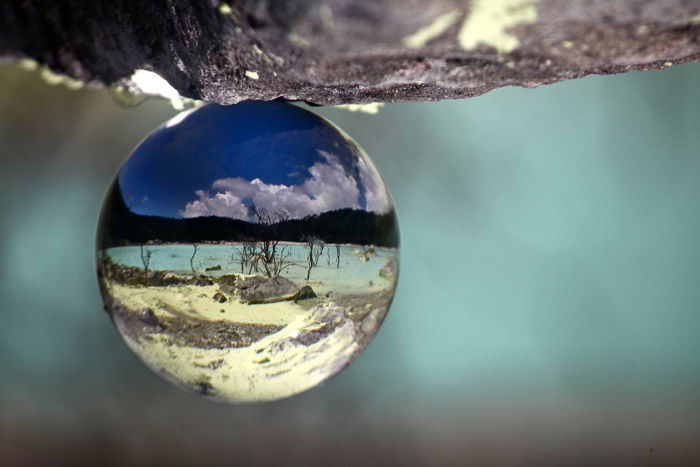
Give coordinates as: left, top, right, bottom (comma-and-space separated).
223, 275, 316, 305
379, 258, 398, 282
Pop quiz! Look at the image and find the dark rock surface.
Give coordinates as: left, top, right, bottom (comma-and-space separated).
98, 256, 215, 287
235, 275, 298, 301
110, 301, 284, 349
232, 275, 317, 305
212, 292, 228, 303
1, 1, 699, 105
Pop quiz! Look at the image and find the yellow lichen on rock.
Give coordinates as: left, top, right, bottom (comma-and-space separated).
335, 103, 385, 114
403, 9, 462, 48
39, 67, 84, 90
17, 58, 39, 71
458, 0, 539, 53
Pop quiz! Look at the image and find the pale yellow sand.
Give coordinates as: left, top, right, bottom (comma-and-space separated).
104, 276, 390, 402
118, 302, 360, 402
107, 283, 307, 326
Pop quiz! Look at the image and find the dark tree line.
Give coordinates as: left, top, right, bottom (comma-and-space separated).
97, 181, 399, 249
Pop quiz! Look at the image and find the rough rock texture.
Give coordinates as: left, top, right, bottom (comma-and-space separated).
227, 275, 317, 304
1, 0, 699, 105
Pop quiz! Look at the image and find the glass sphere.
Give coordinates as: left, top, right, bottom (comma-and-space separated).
96, 101, 399, 403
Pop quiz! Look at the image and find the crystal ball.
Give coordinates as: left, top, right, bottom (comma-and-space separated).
96, 101, 399, 403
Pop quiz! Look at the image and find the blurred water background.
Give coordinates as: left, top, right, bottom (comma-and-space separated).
1, 62, 699, 465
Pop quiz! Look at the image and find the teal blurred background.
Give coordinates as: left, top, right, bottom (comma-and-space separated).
1, 62, 699, 465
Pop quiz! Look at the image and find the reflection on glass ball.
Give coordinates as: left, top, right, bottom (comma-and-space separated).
96, 101, 399, 403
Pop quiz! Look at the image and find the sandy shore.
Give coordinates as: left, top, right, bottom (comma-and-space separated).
116, 300, 360, 402
108, 282, 309, 326
102, 274, 394, 402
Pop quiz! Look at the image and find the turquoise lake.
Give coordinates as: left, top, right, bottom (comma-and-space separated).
104, 244, 399, 295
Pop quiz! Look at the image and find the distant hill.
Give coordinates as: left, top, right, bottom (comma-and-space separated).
97, 181, 399, 249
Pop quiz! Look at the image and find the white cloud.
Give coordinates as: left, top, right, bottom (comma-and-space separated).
180, 189, 250, 219
356, 152, 393, 214
180, 151, 390, 221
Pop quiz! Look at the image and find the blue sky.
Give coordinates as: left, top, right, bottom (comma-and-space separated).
117, 102, 390, 220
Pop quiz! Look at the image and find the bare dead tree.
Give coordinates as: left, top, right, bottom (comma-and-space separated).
242, 243, 257, 274
233, 243, 251, 274
306, 240, 315, 281
139, 244, 154, 276
190, 244, 198, 274
238, 208, 294, 278
336, 244, 341, 269
305, 237, 324, 281
314, 242, 324, 266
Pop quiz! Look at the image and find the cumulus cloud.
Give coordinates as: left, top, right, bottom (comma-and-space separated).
356, 153, 392, 214
180, 151, 383, 221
